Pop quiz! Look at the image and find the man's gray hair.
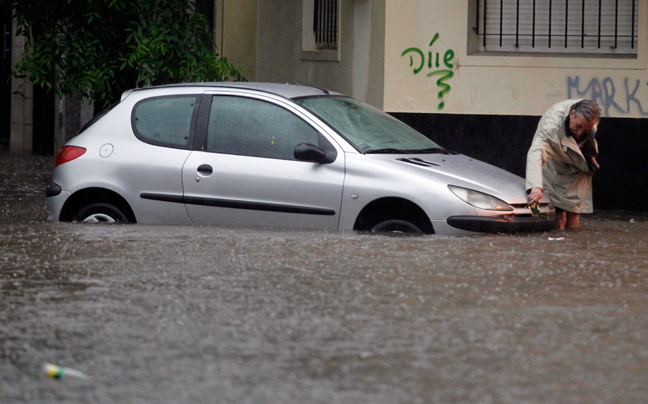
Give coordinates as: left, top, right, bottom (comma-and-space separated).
571, 99, 601, 122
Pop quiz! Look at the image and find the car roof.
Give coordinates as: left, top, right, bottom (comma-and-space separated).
124, 82, 344, 100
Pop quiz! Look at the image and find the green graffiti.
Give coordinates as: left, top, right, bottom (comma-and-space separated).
429, 33, 440, 47
401, 34, 455, 110
402, 47, 425, 74
427, 70, 454, 110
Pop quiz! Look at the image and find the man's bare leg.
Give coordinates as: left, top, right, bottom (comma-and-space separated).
566, 212, 580, 229
556, 211, 566, 229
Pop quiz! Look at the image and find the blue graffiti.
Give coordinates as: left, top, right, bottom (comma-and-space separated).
567, 76, 648, 117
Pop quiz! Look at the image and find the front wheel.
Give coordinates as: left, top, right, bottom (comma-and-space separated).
74, 203, 129, 224
370, 219, 423, 235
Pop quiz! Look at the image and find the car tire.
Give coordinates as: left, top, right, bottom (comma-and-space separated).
74, 203, 129, 224
370, 219, 423, 234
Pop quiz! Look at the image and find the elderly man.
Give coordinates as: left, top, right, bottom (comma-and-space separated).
526, 99, 601, 229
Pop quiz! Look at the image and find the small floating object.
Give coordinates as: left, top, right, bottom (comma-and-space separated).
548, 237, 565, 241
43, 363, 90, 380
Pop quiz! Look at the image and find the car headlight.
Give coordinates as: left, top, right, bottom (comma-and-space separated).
448, 185, 514, 211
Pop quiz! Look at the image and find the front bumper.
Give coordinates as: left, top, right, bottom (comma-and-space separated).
447, 215, 557, 233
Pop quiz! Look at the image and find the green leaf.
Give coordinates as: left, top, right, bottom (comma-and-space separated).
11, 0, 246, 108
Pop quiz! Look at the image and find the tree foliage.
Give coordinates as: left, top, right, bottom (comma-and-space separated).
10, 0, 246, 109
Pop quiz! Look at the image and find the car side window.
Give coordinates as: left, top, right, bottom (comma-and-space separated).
207, 96, 320, 160
132, 96, 197, 148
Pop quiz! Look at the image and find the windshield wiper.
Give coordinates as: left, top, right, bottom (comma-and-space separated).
411, 147, 454, 154
364, 148, 404, 154
365, 147, 454, 154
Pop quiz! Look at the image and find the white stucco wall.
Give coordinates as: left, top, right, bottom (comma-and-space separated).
217, 0, 258, 81
254, 0, 385, 107
384, 0, 648, 118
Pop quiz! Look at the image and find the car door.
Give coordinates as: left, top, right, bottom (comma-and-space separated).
182, 92, 345, 230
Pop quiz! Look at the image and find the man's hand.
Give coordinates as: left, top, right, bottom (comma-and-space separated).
528, 187, 543, 204
587, 157, 600, 174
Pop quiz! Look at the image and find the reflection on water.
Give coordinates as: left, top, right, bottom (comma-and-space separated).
2, 151, 648, 403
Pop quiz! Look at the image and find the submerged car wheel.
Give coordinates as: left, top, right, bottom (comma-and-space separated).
75, 203, 129, 224
371, 219, 423, 235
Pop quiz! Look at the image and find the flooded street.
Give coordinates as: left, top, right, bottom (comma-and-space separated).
2, 151, 648, 403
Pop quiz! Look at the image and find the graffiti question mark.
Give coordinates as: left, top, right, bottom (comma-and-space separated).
428, 69, 454, 110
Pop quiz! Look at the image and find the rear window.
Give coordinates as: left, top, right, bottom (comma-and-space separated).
132, 95, 198, 149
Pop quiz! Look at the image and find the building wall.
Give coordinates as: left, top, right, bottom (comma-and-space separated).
252, 0, 385, 107
383, 1, 648, 212
9, 20, 33, 154
216, 0, 259, 81
384, 1, 648, 117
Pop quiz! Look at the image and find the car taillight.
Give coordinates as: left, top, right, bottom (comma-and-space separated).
54, 146, 87, 167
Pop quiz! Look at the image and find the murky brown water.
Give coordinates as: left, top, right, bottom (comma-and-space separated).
2, 151, 648, 403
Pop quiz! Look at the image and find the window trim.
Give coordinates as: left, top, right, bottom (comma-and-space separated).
301, 0, 341, 61
464, 0, 647, 69
131, 94, 201, 150
199, 93, 334, 162
313, 0, 338, 49
475, 0, 639, 56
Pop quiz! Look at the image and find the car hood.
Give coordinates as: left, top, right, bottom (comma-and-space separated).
369, 153, 543, 205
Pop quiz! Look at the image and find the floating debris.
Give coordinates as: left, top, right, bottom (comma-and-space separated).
43, 363, 90, 381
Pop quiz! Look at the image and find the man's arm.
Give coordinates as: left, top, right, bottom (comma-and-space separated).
581, 127, 599, 158
525, 117, 561, 203
525, 125, 555, 194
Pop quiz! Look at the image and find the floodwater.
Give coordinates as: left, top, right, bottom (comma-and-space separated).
1, 151, 648, 403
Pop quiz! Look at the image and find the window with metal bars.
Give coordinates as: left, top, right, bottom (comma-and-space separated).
476, 0, 638, 54
313, 0, 338, 49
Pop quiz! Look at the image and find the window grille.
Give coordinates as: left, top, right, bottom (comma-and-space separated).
313, 0, 338, 49
476, 0, 638, 54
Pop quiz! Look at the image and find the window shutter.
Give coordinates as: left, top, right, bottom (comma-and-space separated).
480, 0, 638, 54
313, 0, 338, 49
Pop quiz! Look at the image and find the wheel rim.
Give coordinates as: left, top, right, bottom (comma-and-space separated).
82, 213, 117, 223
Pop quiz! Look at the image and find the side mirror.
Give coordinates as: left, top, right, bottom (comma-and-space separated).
294, 143, 336, 164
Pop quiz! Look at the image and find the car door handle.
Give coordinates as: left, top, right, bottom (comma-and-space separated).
197, 164, 213, 176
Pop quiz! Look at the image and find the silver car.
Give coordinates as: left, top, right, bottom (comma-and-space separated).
46, 82, 556, 235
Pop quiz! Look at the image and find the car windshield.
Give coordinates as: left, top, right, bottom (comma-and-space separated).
295, 96, 444, 154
